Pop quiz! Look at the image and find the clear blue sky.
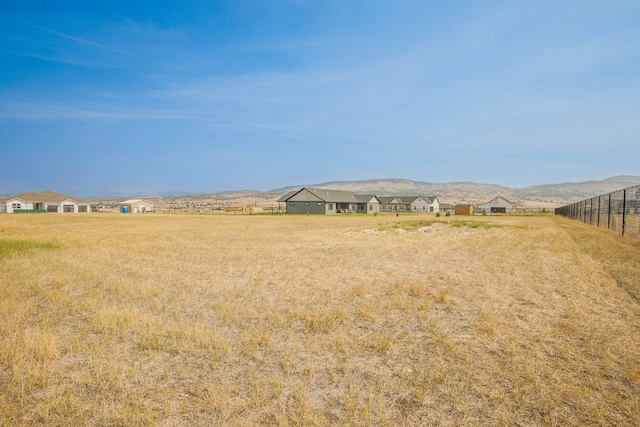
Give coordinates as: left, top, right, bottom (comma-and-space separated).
1, 1, 639, 195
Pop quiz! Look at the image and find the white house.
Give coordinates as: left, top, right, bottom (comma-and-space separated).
422, 196, 440, 213
378, 196, 440, 213
481, 196, 517, 214
0, 190, 91, 213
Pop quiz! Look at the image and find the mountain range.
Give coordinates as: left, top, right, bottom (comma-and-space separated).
6, 175, 638, 207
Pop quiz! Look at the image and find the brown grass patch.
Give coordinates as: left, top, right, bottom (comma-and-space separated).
0, 213, 638, 425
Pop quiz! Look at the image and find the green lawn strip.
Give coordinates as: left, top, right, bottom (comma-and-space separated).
0, 239, 62, 259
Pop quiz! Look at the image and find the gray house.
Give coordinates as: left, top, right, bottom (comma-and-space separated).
278, 188, 381, 215
439, 203, 455, 213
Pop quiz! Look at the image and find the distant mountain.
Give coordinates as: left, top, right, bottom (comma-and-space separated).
516, 176, 640, 203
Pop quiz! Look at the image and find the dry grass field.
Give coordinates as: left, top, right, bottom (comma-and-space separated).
0, 213, 639, 426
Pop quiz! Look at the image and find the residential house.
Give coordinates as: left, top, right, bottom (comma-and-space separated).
481, 196, 517, 214
439, 203, 455, 214
0, 190, 91, 213
120, 199, 154, 214
378, 196, 440, 213
278, 188, 381, 215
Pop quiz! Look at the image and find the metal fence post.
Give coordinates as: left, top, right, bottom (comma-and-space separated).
608, 194, 612, 230
622, 189, 627, 236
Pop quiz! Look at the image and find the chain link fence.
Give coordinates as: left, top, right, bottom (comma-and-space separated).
555, 185, 640, 238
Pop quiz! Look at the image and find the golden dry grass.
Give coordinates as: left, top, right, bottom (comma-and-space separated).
0, 213, 639, 426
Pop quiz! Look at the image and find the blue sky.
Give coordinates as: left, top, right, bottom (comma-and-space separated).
1, 1, 639, 195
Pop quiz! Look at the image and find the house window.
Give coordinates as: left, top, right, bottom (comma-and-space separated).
316, 202, 322, 206
305, 202, 310, 206
328, 204, 333, 210
12, 203, 21, 209
289, 202, 295, 206
369, 205, 372, 210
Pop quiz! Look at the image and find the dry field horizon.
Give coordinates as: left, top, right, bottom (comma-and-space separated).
1, 212, 639, 426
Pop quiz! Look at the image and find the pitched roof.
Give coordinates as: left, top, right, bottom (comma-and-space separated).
120, 199, 153, 204
3, 190, 88, 204
379, 196, 438, 204
279, 190, 435, 205
378, 196, 407, 204
423, 196, 439, 204
279, 188, 362, 203
305, 188, 360, 203
484, 196, 517, 206
1, 196, 28, 203
277, 190, 299, 202
354, 195, 380, 203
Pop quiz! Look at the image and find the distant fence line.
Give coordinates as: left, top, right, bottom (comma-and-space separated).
555, 185, 640, 238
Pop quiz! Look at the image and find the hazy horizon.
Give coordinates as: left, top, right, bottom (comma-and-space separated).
2, 174, 639, 200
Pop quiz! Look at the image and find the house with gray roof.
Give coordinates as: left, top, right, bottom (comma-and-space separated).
278, 188, 381, 214
378, 196, 440, 213
480, 196, 517, 214
439, 203, 455, 213
0, 190, 91, 213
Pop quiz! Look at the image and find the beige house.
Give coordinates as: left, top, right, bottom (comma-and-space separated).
0, 190, 91, 213
120, 199, 153, 214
